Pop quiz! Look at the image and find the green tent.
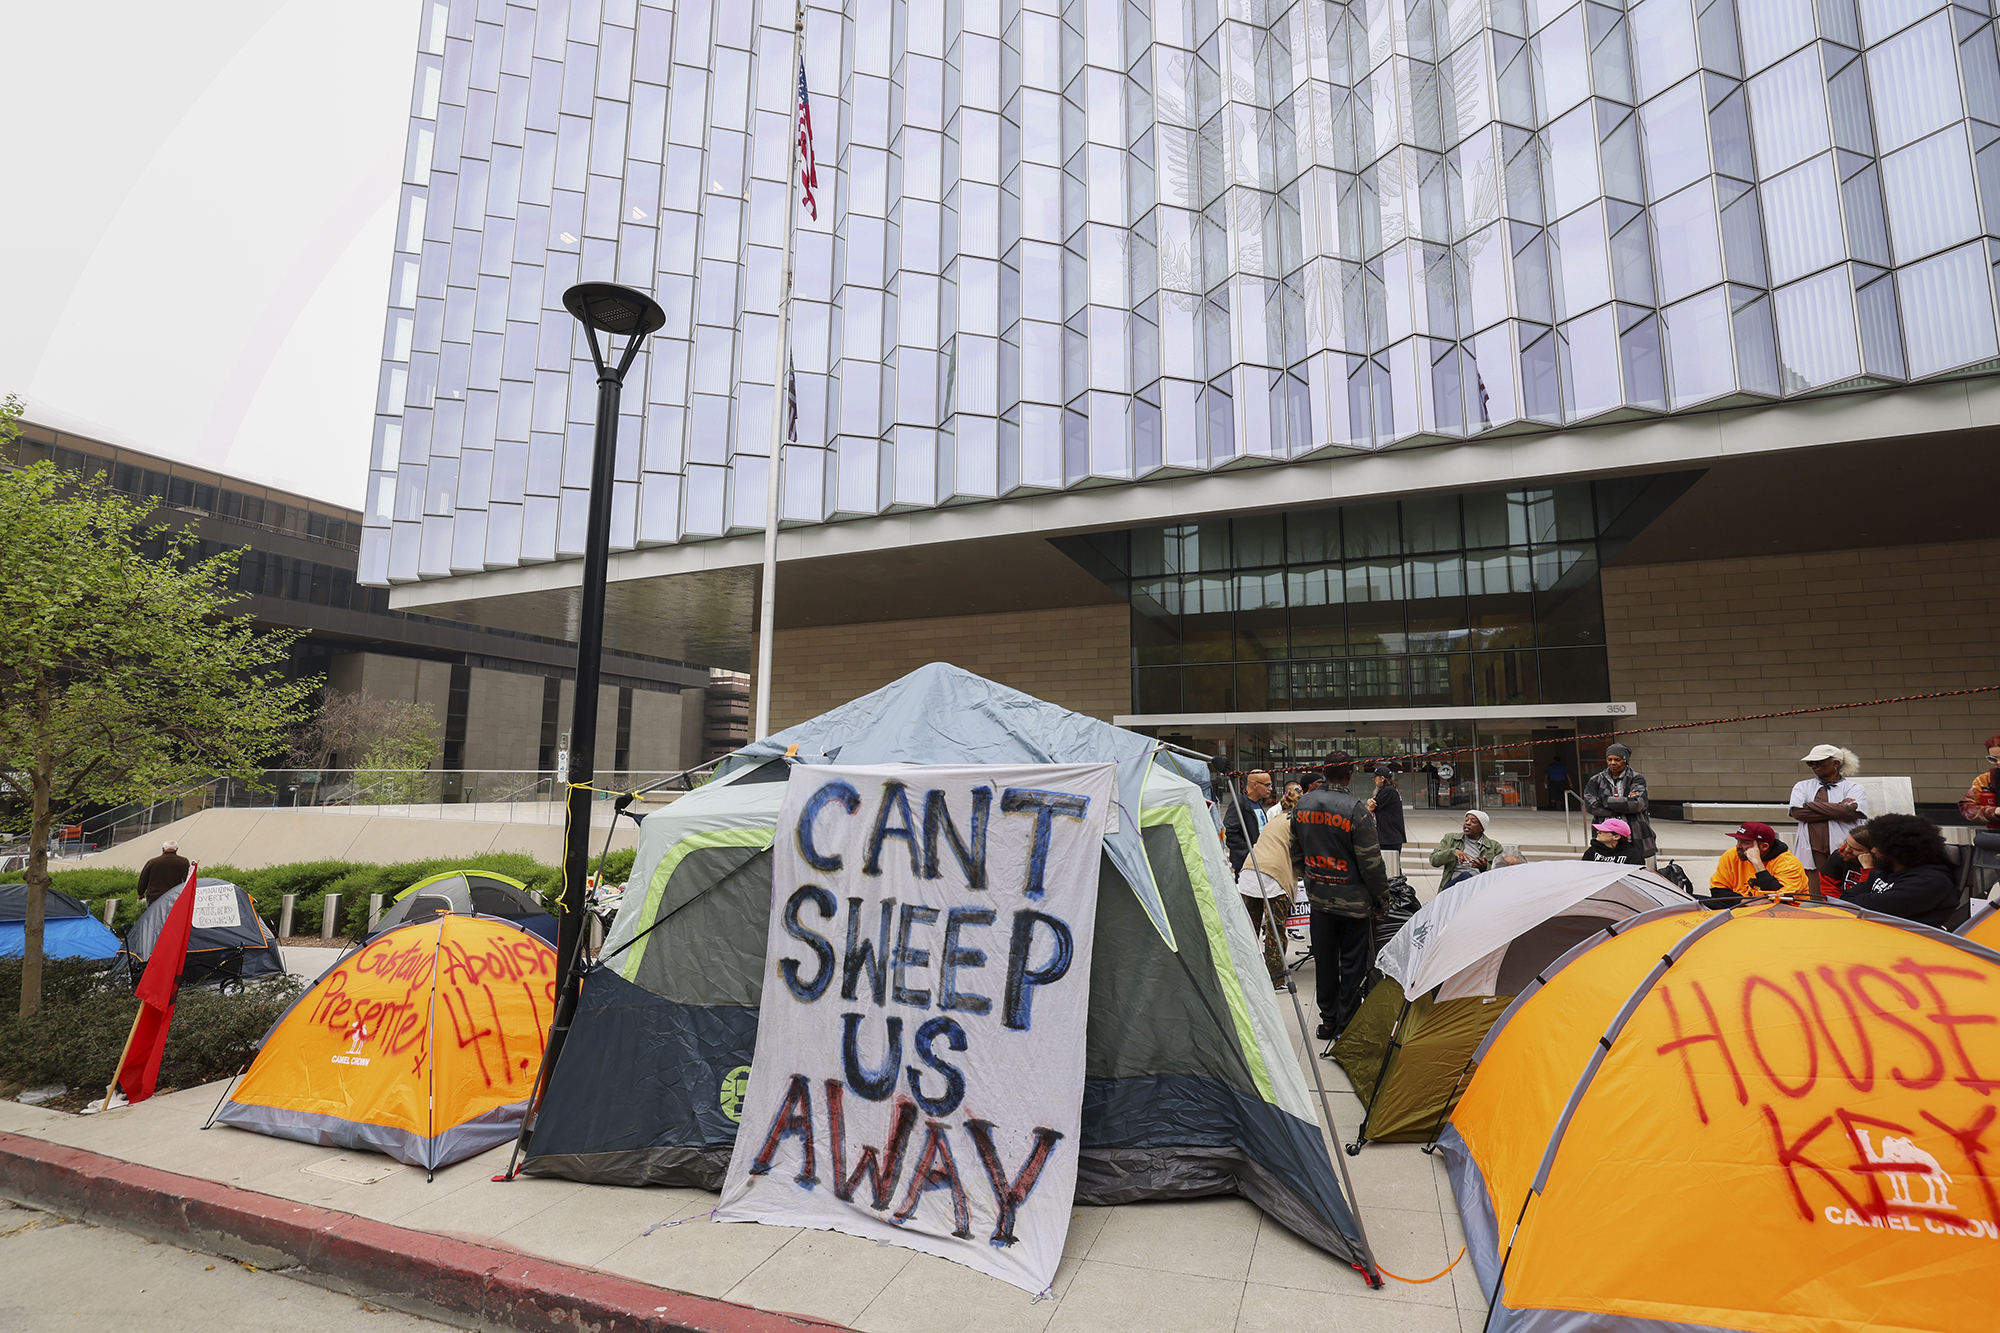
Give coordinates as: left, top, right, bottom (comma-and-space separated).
522, 665, 1376, 1278
1332, 861, 1690, 1149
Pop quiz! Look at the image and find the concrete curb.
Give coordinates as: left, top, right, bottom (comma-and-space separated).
0, 1131, 843, 1333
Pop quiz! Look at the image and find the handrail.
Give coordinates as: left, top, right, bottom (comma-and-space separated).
1563, 788, 1588, 849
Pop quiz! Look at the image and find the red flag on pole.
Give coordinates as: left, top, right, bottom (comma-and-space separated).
114, 863, 200, 1105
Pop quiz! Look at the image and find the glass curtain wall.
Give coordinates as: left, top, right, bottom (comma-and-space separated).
364, 0, 2000, 592
1111, 479, 1630, 715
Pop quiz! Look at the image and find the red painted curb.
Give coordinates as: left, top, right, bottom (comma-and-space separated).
0, 1130, 843, 1333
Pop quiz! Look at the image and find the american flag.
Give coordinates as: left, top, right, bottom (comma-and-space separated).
785, 354, 798, 445
796, 61, 820, 221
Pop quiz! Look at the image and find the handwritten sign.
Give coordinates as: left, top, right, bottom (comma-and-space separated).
715, 763, 1115, 1293
191, 883, 242, 930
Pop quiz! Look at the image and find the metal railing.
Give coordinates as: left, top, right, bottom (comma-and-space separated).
1563, 788, 1588, 849
84, 770, 694, 838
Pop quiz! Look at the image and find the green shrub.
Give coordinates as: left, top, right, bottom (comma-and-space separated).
0, 957, 302, 1092
599, 848, 637, 884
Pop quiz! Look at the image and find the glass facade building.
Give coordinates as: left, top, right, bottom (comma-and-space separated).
364, 0, 2000, 629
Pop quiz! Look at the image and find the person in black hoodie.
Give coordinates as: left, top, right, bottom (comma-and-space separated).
1580, 817, 1643, 865
1845, 814, 1959, 928
1367, 767, 1407, 877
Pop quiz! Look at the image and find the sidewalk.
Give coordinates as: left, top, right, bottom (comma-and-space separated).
0, 956, 1486, 1333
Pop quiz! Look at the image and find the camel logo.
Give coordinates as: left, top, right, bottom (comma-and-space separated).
332, 1020, 373, 1066
1856, 1128, 1954, 1212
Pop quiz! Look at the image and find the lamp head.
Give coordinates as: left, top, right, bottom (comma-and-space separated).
562, 282, 666, 338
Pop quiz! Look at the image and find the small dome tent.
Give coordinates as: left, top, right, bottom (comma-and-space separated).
1443, 899, 2000, 1333
1333, 862, 1690, 1147
368, 869, 554, 944
0, 884, 120, 961
218, 914, 556, 1172
121, 878, 284, 986
523, 664, 1372, 1278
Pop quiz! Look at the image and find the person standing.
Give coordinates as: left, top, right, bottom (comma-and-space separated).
1582, 743, 1656, 862
1707, 822, 1810, 902
1580, 817, 1642, 865
134, 840, 191, 906
1367, 767, 1406, 877
1788, 745, 1866, 873
1960, 734, 2000, 828
1238, 784, 1301, 989
1222, 769, 1274, 875
1545, 756, 1570, 811
1288, 753, 1390, 1043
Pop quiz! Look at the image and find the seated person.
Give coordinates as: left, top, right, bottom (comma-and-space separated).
1816, 827, 1876, 900
1843, 814, 1959, 928
1431, 810, 1502, 889
1581, 817, 1643, 865
1708, 821, 1811, 902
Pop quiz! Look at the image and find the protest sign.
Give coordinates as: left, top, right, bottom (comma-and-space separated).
715, 762, 1115, 1293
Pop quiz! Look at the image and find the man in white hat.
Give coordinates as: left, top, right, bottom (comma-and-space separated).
1429, 809, 1502, 889
1788, 745, 1866, 872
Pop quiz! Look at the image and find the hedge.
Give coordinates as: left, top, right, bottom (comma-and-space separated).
0, 957, 303, 1093
3, 846, 641, 937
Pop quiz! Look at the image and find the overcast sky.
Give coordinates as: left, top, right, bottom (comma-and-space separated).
3, 1, 420, 508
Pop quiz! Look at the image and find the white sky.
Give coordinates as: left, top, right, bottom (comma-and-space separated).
2, 1, 421, 508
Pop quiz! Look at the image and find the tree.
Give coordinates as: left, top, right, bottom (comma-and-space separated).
0, 461, 318, 1017
287, 687, 440, 773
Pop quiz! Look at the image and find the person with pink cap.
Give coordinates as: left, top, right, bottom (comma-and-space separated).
1580, 817, 1642, 865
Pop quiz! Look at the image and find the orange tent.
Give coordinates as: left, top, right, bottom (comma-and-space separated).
1443, 899, 2000, 1333
216, 915, 556, 1171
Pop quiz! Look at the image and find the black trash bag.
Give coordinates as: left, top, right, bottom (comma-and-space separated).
1374, 876, 1420, 953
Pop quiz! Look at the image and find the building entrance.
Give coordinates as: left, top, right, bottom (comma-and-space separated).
1144, 719, 1588, 813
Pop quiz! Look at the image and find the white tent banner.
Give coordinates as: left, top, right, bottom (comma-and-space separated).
716, 761, 1115, 1293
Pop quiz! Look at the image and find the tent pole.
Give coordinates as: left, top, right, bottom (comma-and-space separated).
200, 1062, 246, 1130
1281, 958, 1381, 1288
1420, 1050, 1479, 1156
1345, 996, 1412, 1156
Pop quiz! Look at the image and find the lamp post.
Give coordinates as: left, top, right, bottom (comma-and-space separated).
548, 281, 664, 1064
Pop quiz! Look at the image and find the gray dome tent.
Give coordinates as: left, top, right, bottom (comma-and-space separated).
523, 664, 1375, 1280
121, 878, 284, 987
367, 869, 554, 945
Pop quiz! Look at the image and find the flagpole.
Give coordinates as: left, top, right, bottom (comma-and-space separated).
753, 0, 806, 740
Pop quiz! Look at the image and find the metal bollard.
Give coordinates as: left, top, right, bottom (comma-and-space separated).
102, 898, 119, 927
320, 893, 342, 940
368, 893, 384, 931
589, 912, 606, 954
279, 894, 296, 938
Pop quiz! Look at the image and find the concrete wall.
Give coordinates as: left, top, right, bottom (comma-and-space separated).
1603, 537, 2000, 806
752, 604, 1131, 730
84, 807, 643, 872
323, 652, 700, 774
462, 667, 547, 770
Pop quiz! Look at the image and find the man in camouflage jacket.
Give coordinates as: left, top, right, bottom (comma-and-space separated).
1289, 752, 1391, 1042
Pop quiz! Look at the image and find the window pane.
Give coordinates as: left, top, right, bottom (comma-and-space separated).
1538, 647, 1613, 703
1651, 181, 1723, 303
1468, 548, 1534, 646
1287, 508, 1340, 563
1559, 307, 1622, 419
1775, 268, 1860, 389
1868, 16, 1963, 154
1471, 649, 1537, 705
1401, 493, 1460, 552
1289, 660, 1348, 709
1132, 579, 1180, 665
1407, 554, 1468, 651
1410, 653, 1473, 707
1235, 572, 1287, 660
1343, 502, 1401, 558
1181, 575, 1233, 662
1345, 560, 1407, 654
1762, 155, 1845, 284
1665, 286, 1737, 407
1881, 127, 1980, 264
1287, 566, 1346, 657
1532, 544, 1605, 646
1748, 49, 1830, 176
1134, 666, 1180, 714
1898, 243, 1999, 377
1182, 663, 1235, 712
1349, 656, 1408, 706
1738, 0, 1816, 74
1629, 0, 1698, 102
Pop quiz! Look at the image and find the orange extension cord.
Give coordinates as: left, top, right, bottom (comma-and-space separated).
1376, 1245, 1467, 1284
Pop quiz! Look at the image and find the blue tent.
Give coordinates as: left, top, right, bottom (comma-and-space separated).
0, 884, 120, 961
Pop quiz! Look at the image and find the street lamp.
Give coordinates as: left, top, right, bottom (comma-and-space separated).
546, 280, 663, 1074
